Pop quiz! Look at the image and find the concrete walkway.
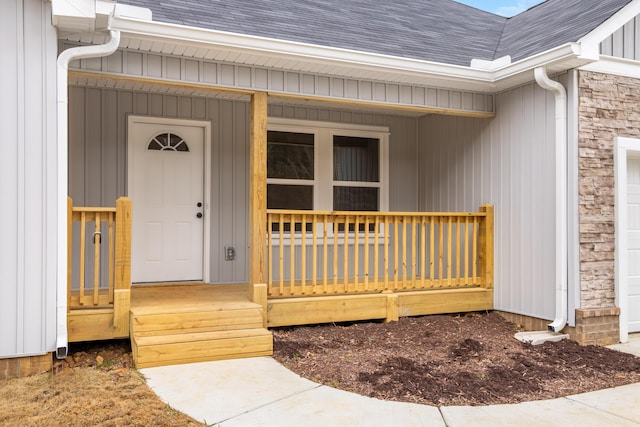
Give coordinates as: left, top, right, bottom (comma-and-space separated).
140, 335, 640, 427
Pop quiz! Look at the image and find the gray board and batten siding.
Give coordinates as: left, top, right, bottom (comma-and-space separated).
418, 76, 574, 324
1, 0, 58, 358
601, 13, 640, 59
69, 75, 572, 324
67, 85, 419, 285
61, 42, 495, 116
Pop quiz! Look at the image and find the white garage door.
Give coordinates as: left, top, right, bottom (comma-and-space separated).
628, 157, 640, 333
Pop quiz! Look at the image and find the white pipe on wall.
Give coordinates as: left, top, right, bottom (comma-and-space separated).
55, 29, 120, 358
534, 66, 568, 333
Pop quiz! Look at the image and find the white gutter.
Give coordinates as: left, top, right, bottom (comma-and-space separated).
55, 29, 120, 359
534, 66, 568, 333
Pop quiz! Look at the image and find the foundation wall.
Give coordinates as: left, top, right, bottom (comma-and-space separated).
499, 308, 620, 346
0, 354, 52, 380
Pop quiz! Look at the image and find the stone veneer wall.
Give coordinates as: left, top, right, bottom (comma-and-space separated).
577, 70, 640, 342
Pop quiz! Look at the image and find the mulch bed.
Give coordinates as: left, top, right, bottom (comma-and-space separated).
272, 312, 640, 406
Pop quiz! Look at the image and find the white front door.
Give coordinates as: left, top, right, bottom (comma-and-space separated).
628, 157, 640, 333
129, 119, 206, 283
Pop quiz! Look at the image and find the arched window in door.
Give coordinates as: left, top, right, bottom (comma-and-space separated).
147, 132, 189, 152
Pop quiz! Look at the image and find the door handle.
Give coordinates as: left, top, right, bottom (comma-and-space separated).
197, 212, 203, 218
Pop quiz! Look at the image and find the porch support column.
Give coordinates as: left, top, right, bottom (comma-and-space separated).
249, 92, 268, 316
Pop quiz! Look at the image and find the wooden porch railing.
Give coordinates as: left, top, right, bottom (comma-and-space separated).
266, 204, 493, 297
67, 197, 132, 336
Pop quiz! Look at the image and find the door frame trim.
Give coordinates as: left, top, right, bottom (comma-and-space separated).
615, 137, 640, 343
127, 115, 212, 283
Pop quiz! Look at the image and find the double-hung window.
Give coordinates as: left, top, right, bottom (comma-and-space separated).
267, 119, 389, 235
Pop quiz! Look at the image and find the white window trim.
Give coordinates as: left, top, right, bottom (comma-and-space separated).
267, 118, 390, 244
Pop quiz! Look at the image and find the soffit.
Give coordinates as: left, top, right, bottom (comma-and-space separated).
60, 31, 590, 94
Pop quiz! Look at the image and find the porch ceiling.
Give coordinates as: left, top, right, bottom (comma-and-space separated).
69, 72, 251, 102
68, 71, 428, 117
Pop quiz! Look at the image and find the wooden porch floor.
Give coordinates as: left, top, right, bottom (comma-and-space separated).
129, 283, 272, 368
125, 283, 491, 368
130, 283, 257, 315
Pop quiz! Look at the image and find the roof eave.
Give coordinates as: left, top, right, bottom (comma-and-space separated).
107, 15, 596, 93
490, 43, 595, 91
579, 0, 640, 53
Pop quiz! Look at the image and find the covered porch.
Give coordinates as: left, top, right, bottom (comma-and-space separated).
64, 68, 495, 368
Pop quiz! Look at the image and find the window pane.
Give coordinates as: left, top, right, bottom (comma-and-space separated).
268, 131, 314, 180
333, 187, 378, 211
333, 136, 379, 182
267, 184, 313, 210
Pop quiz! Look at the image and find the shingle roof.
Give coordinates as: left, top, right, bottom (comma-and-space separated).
496, 0, 631, 62
118, 0, 633, 66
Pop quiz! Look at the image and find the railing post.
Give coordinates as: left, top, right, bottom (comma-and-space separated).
113, 197, 132, 337
249, 91, 268, 326
478, 204, 494, 289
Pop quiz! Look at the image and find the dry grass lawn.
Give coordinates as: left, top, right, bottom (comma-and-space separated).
0, 341, 204, 426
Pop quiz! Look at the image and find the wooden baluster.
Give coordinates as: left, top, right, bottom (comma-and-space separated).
374, 218, 380, 291
364, 216, 370, 291
108, 211, 114, 304
79, 212, 86, 305
400, 216, 408, 289
354, 215, 360, 291
268, 213, 273, 295
93, 213, 101, 305
394, 216, 399, 290
384, 216, 389, 290
333, 216, 339, 290
430, 217, 435, 287
447, 216, 453, 288
344, 215, 350, 292
401, 216, 407, 289
323, 214, 328, 293
464, 217, 469, 286
420, 216, 426, 289
473, 216, 478, 284
301, 214, 306, 294
456, 216, 461, 286
438, 216, 444, 287
289, 215, 295, 295
312, 215, 317, 294
411, 216, 417, 289
279, 215, 284, 295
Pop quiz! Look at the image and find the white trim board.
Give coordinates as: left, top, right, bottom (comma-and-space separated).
267, 118, 390, 212
615, 137, 640, 343
127, 115, 212, 283
580, 56, 640, 79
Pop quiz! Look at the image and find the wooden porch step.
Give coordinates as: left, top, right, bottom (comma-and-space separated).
132, 328, 273, 368
129, 284, 273, 368
131, 307, 265, 337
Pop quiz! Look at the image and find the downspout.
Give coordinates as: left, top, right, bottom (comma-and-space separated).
56, 29, 120, 359
534, 66, 568, 333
